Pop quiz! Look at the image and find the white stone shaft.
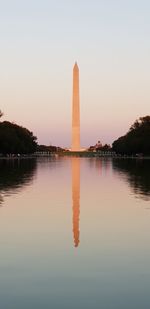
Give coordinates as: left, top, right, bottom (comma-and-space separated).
72, 63, 80, 151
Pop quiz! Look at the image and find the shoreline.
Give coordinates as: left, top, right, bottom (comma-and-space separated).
0, 154, 150, 160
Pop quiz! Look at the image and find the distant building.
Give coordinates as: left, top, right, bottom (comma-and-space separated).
88, 140, 102, 152
95, 140, 102, 150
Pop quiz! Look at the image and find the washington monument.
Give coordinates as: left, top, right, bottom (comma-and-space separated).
72, 62, 80, 151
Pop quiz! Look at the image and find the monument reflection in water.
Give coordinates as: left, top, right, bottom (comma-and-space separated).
0, 157, 150, 309
72, 157, 80, 247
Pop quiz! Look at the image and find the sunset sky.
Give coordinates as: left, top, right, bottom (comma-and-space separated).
1, 0, 150, 147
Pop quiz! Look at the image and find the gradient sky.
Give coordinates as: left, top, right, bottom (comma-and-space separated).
0, 0, 150, 147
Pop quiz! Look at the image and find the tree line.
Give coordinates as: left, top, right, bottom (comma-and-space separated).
112, 116, 150, 155
0, 111, 63, 155
0, 110, 150, 156
0, 112, 37, 155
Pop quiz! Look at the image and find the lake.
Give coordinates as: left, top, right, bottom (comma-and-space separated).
0, 157, 150, 309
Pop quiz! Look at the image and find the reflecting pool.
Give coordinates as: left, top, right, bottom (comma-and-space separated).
0, 157, 150, 309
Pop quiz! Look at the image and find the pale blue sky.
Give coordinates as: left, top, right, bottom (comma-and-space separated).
0, 0, 150, 147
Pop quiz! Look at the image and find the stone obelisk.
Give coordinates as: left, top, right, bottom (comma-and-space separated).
72, 62, 80, 151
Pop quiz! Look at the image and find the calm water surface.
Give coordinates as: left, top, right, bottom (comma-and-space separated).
0, 157, 150, 309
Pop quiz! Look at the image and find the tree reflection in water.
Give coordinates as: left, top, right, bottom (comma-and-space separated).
0, 159, 37, 205
113, 158, 150, 201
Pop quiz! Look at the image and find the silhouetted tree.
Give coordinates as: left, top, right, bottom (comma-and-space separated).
0, 121, 37, 154
37, 145, 57, 152
112, 116, 150, 155
101, 144, 111, 151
